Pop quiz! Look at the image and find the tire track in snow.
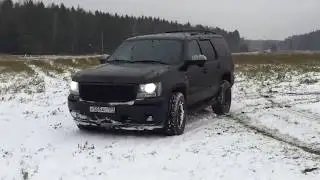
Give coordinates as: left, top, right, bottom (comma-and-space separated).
286, 98, 320, 106
240, 96, 320, 120
258, 89, 320, 123
184, 110, 216, 134
183, 80, 320, 156
227, 111, 320, 156
286, 108, 320, 123
230, 85, 320, 156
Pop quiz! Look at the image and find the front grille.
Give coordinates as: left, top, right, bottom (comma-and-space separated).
79, 83, 138, 102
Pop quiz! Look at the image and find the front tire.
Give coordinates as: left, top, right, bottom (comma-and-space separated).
164, 92, 187, 136
212, 80, 232, 115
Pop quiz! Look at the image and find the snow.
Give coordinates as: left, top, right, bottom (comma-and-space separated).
1, 62, 320, 179
295, 102, 320, 115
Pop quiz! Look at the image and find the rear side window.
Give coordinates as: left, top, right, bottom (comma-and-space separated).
211, 37, 230, 57
187, 40, 201, 59
199, 40, 216, 60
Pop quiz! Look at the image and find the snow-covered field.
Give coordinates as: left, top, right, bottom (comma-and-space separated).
0, 59, 320, 180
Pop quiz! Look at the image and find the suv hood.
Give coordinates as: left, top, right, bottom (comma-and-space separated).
73, 63, 170, 84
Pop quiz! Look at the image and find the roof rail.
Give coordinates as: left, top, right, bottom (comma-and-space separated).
165, 29, 216, 35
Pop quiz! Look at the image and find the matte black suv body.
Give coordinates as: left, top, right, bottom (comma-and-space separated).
68, 30, 234, 135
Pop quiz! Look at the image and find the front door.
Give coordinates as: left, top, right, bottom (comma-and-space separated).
198, 39, 221, 99
185, 40, 208, 106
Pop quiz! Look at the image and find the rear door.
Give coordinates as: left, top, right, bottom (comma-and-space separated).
198, 39, 221, 98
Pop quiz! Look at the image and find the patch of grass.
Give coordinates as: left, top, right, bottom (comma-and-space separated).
0, 60, 33, 73
233, 53, 320, 65
0, 73, 44, 96
235, 63, 320, 84
28, 60, 65, 74
236, 61, 320, 84
23, 58, 99, 75
0, 57, 100, 99
231, 53, 320, 82
54, 57, 100, 69
50, 58, 100, 76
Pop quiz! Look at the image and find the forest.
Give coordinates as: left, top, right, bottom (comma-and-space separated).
278, 30, 320, 51
0, 0, 243, 55
245, 31, 320, 52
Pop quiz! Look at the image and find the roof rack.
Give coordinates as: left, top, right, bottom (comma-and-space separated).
165, 30, 216, 35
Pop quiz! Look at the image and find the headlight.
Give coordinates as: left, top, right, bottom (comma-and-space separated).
70, 81, 79, 95
137, 82, 161, 99
142, 83, 157, 93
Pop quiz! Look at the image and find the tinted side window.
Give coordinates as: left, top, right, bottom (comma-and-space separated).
187, 40, 201, 59
211, 37, 230, 57
199, 40, 216, 60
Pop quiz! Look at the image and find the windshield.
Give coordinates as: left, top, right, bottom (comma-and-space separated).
108, 39, 182, 64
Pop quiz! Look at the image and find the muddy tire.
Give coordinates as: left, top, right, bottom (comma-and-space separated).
212, 80, 232, 115
164, 92, 187, 136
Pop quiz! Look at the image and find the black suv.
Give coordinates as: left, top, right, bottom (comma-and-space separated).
68, 30, 234, 136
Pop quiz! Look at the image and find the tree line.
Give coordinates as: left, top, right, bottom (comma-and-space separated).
0, 0, 243, 55
278, 30, 320, 51
245, 30, 320, 52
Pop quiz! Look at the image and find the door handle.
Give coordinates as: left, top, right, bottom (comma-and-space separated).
202, 67, 208, 73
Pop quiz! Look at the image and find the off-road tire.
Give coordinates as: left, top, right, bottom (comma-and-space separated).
164, 92, 187, 136
212, 80, 232, 115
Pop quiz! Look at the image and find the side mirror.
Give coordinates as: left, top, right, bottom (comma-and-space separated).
191, 54, 207, 61
186, 54, 207, 66
180, 54, 207, 71
100, 54, 109, 64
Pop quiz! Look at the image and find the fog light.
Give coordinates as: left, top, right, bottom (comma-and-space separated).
146, 116, 153, 122
78, 114, 87, 120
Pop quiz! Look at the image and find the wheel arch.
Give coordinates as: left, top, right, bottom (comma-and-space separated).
171, 83, 188, 100
221, 72, 234, 85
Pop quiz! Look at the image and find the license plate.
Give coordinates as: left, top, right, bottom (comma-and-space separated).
89, 106, 115, 113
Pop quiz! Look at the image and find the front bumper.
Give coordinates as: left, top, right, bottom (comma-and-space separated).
68, 95, 168, 130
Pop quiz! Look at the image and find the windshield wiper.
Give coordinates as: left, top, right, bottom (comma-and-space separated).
133, 60, 168, 65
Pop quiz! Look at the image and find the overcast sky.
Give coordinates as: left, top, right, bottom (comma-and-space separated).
42, 0, 320, 40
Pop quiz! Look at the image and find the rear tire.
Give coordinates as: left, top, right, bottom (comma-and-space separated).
164, 92, 187, 136
212, 80, 232, 115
